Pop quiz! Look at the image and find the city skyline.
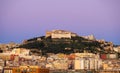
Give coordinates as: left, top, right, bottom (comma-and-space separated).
0, 0, 120, 45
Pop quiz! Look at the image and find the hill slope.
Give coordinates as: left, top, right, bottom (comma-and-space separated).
18, 36, 112, 55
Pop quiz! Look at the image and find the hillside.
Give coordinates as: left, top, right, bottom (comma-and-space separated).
18, 36, 114, 55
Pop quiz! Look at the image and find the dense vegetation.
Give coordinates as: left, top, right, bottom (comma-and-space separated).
18, 36, 107, 55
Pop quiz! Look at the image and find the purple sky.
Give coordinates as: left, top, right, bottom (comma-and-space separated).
0, 0, 120, 45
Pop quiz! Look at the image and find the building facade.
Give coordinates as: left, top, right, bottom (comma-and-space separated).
46, 30, 77, 39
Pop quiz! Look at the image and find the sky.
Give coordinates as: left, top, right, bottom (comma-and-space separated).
0, 0, 120, 45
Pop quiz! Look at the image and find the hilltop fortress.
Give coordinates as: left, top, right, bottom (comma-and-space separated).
45, 30, 96, 40
46, 30, 78, 39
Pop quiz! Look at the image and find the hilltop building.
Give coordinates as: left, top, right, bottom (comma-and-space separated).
46, 30, 77, 39
82, 34, 96, 40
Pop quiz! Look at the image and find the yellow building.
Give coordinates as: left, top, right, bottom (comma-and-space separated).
0, 53, 11, 60
103, 64, 108, 70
